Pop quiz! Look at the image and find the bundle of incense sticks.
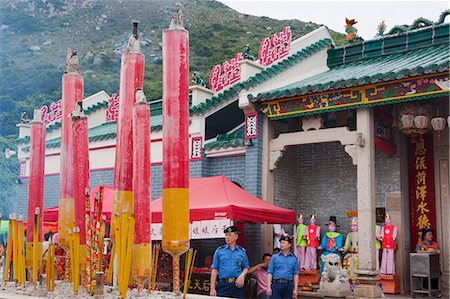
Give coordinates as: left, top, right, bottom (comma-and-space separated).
4, 214, 14, 283
46, 240, 55, 292
16, 216, 26, 286
32, 208, 40, 287
149, 243, 161, 292
182, 248, 197, 298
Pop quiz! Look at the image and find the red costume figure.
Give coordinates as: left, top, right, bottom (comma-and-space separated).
59, 48, 83, 248
380, 213, 397, 274
25, 109, 45, 270
162, 10, 190, 294
303, 214, 320, 270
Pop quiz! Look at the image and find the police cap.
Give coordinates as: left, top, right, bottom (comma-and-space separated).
280, 235, 292, 243
224, 225, 239, 234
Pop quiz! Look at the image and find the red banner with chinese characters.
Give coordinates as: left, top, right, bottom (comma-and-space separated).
408, 134, 437, 251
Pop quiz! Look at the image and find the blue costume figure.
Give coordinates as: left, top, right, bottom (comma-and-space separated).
210, 226, 250, 299
318, 216, 344, 274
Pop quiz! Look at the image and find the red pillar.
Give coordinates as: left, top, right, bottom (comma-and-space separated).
59, 48, 84, 248
131, 90, 151, 289
162, 11, 190, 257
72, 102, 90, 245
26, 109, 45, 244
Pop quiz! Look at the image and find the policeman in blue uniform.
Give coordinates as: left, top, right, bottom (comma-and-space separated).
210, 225, 250, 298
267, 235, 299, 299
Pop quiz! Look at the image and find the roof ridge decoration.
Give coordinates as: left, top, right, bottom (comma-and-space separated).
190, 38, 333, 116
383, 10, 449, 36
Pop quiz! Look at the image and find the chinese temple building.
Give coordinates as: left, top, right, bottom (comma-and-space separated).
16, 11, 449, 295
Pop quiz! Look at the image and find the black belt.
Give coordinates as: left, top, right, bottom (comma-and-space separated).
219, 277, 237, 283
273, 279, 293, 283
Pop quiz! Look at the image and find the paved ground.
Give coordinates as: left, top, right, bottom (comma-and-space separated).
0, 292, 449, 299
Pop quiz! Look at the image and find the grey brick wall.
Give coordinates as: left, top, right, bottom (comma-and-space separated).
273, 140, 401, 234
204, 155, 246, 187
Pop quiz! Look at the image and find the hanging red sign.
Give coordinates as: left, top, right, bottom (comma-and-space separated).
40, 99, 62, 124
407, 134, 437, 251
106, 93, 120, 123
209, 53, 243, 92
244, 112, 258, 139
191, 136, 203, 160
259, 26, 292, 67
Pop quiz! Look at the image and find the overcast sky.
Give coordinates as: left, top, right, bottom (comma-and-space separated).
218, 1, 449, 40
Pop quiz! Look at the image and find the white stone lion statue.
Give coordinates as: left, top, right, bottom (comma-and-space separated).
318, 253, 351, 297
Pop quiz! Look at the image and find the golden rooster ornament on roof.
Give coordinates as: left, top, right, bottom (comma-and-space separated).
345, 18, 363, 43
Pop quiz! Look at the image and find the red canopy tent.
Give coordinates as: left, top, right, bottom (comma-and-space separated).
43, 176, 295, 225
44, 185, 114, 222
151, 176, 295, 224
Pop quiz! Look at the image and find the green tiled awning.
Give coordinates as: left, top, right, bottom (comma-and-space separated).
21, 115, 163, 152
204, 127, 245, 150
250, 43, 449, 103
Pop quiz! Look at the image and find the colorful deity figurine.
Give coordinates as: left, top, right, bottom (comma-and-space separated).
304, 214, 320, 270
343, 217, 359, 269
295, 214, 307, 269
379, 213, 397, 274
318, 216, 344, 274
375, 224, 381, 272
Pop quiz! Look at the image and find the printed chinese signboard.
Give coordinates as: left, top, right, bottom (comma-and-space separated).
209, 53, 243, 92
106, 93, 119, 122
40, 100, 62, 124
408, 134, 437, 250
150, 219, 231, 241
259, 26, 292, 67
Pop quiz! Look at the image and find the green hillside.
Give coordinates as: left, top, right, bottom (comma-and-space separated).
0, 0, 346, 136
0, 0, 347, 216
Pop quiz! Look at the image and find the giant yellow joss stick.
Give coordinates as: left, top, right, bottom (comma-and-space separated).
25, 109, 45, 283
131, 90, 151, 293
109, 21, 143, 296
72, 101, 90, 287
59, 48, 83, 248
162, 10, 190, 295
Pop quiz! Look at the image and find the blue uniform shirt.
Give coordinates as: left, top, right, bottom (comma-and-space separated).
267, 251, 299, 280
211, 244, 250, 279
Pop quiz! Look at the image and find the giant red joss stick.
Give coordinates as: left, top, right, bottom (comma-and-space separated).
131, 90, 151, 293
25, 109, 45, 276
59, 48, 84, 248
110, 21, 144, 238
162, 10, 190, 294
71, 101, 90, 284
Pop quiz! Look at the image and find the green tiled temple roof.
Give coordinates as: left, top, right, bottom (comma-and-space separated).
204, 127, 245, 150
21, 114, 163, 152
18, 98, 165, 145
250, 22, 450, 103
190, 38, 334, 115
